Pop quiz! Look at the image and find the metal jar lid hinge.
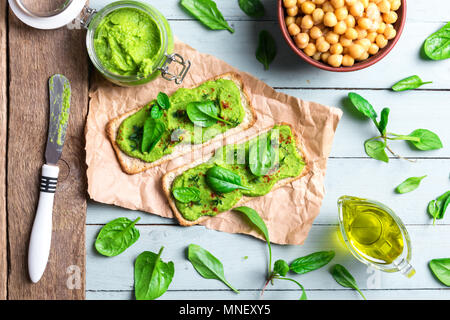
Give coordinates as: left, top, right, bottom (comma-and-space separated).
158, 53, 191, 85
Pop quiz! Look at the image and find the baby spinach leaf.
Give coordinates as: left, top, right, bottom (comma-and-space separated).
249, 135, 276, 177
377, 108, 390, 136
238, 0, 265, 18
364, 139, 389, 162
395, 175, 427, 194
392, 75, 432, 91
428, 191, 450, 224
172, 187, 201, 203
206, 166, 251, 193
407, 129, 443, 151
290, 251, 335, 275
156, 92, 170, 110
180, 0, 234, 33
188, 244, 239, 293
186, 100, 233, 127
278, 277, 307, 300
141, 118, 166, 153
429, 258, 450, 286
135, 247, 175, 300
95, 217, 141, 257
330, 264, 366, 300
423, 22, 450, 60
273, 260, 289, 277
348, 92, 378, 123
256, 30, 277, 70
233, 206, 272, 273
150, 105, 163, 119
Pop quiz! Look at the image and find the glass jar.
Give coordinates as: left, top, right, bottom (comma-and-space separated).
9, 0, 191, 86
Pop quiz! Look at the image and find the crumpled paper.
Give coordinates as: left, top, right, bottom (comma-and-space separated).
85, 39, 342, 245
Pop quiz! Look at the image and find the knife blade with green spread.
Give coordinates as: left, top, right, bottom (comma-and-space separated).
28, 74, 71, 283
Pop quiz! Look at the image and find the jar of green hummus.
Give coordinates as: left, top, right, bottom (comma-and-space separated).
9, 0, 191, 86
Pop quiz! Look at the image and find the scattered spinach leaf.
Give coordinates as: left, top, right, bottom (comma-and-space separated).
128, 125, 143, 151
180, 0, 234, 33
206, 166, 251, 193
186, 100, 233, 127
348, 92, 378, 124
378, 108, 390, 136
95, 217, 140, 257
172, 187, 201, 203
134, 247, 175, 300
248, 135, 276, 177
290, 251, 335, 275
188, 244, 239, 293
423, 22, 450, 60
392, 75, 432, 91
277, 277, 307, 300
395, 175, 427, 194
256, 30, 277, 70
407, 129, 443, 151
364, 139, 389, 163
429, 258, 450, 286
150, 105, 163, 119
156, 92, 170, 109
238, 0, 264, 18
273, 259, 289, 277
428, 191, 450, 224
330, 264, 366, 300
141, 118, 166, 153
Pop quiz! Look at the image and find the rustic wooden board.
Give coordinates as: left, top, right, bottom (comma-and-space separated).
0, 0, 7, 301
6, 3, 89, 299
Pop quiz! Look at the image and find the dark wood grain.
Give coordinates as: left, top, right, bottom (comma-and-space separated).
0, 0, 7, 301
7, 3, 88, 299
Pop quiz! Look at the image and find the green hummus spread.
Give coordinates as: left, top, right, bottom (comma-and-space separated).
116, 78, 245, 162
94, 7, 162, 77
171, 125, 305, 221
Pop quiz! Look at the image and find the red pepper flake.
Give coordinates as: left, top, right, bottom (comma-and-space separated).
213, 207, 218, 212
211, 88, 215, 92
221, 101, 229, 109
210, 192, 216, 198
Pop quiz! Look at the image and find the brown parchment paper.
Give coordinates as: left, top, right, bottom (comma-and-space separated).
85, 39, 342, 245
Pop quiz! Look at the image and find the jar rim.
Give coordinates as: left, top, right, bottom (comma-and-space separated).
86, 0, 170, 82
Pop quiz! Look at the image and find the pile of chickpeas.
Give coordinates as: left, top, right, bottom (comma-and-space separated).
283, 0, 401, 68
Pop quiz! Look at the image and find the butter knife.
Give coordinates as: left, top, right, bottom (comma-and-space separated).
28, 74, 71, 283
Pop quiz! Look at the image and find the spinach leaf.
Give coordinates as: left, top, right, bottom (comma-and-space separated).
348, 92, 378, 123
407, 129, 443, 151
238, 0, 264, 18
364, 139, 389, 162
423, 22, 450, 60
172, 187, 201, 203
233, 206, 272, 273
186, 100, 233, 127
429, 258, 450, 286
378, 107, 390, 136
141, 118, 166, 153
95, 217, 140, 257
428, 191, 450, 224
290, 251, 335, 275
188, 244, 239, 293
392, 75, 432, 91
206, 166, 251, 193
395, 175, 427, 194
150, 105, 163, 119
157, 92, 170, 110
180, 0, 234, 33
278, 277, 307, 300
330, 264, 366, 300
249, 135, 276, 177
134, 247, 175, 300
256, 30, 277, 70
273, 259, 289, 277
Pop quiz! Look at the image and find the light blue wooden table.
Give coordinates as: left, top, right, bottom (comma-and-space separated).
86, 0, 450, 300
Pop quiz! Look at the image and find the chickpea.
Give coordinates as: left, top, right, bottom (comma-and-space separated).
377, 22, 386, 34
367, 31, 377, 42
357, 51, 369, 60
335, 7, 348, 20
312, 8, 325, 24
324, 12, 338, 27
288, 23, 301, 36
325, 31, 340, 44
330, 42, 344, 54
390, 0, 401, 11
348, 43, 365, 59
355, 38, 371, 50
283, 0, 297, 8
295, 33, 310, 48
313, 0, 326, 4
378, 0, 390, 13
304, 43, 317, 56
350, 2, 364, 17
298, 0, 306, 4
301, 15, 314, 29
361, 0, 369, 8
310, 26, 323, 39
334, 21, 347, 34
383, 11, 398, 24
330, 0, 345, 8
317, 39, 331, 52
316, 36, 326, 44
344, 15, 356, 27
342, 47, 349, 55
340, 35, 353, 47
375, 34, 388, 48
286, 6, 299, 16
355, 26, 368, 39
328, 54, 343, 67
358, 17, 373, 30
384, 25, 396, 39
321, 52, 331, 62
368, 43, 379, 55
322, 1, 335, 12
312, 51, 322, 61
345, 27, 358, 39
301, 1, 316, 14
285, 16, 296, 26
345, 0, 357, 6
342, 54, 354, 66
295, 16, 303, 25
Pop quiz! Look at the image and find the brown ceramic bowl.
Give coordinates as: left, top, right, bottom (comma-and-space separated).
278, 0, 407, 72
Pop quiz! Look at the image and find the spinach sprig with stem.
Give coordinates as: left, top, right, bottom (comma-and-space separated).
348, 92, 443, 162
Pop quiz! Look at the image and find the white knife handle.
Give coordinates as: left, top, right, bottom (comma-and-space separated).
28, 164, 59, 283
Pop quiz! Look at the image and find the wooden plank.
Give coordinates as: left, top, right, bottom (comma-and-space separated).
0, 0, 7, 301
7, 4, 89, 299
85, 225, 450, 294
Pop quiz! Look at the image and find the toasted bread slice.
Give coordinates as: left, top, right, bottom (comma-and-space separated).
106, 72, 256, 174
162, 122, 309, 226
